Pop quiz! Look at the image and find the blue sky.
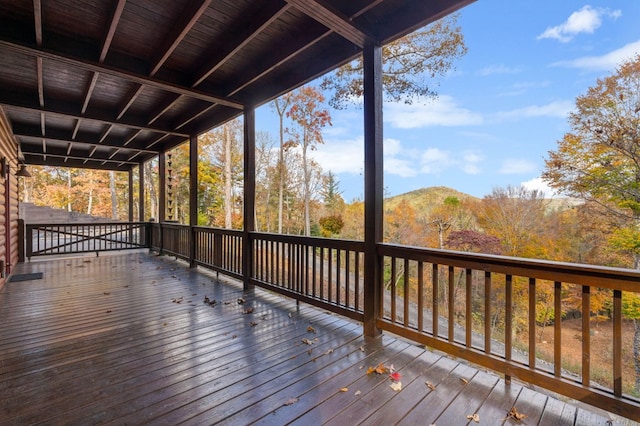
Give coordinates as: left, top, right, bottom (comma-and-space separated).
256, 1, 640, 202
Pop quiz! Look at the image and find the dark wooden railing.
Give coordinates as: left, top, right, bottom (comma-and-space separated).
25, 222, 149, 258
377, 243, 640, 421
251, 232, 365, 321
22, 220, 640, 420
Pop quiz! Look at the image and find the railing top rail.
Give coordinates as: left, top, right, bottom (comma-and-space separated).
379, 242, 640, 291
192, 226, 243, 237
251, 231, 365, 250
26, 221, 149, 228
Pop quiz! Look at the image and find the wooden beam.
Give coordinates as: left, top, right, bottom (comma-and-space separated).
32, 0, 42, 47
22, 149, 139, 166
117, 85, 144, 120
151, 0, 213, 77
191, 3, 290, 87
100, 0, 126, 63
285, 0, 373, 47
36, 57, 44, 107
148, 94, 182, 125
23, 155, 130, 171
363, 42, 383, 337
0, 39, 244, 110
81, 72, 100, 114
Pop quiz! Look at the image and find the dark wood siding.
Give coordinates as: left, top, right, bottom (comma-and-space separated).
0, 106, 20, 289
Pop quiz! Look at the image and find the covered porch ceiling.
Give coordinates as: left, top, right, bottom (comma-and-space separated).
0, 0, 473, 172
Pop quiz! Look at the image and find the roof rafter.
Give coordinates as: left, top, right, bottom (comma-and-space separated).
285, 0, 374, 47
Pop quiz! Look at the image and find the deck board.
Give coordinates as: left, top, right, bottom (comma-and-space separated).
0, 252, 620, 425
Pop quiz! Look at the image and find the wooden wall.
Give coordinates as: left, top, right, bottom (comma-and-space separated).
0, 106, 20, 289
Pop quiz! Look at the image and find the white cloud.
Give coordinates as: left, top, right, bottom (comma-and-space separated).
552, 39, 640, 71
537, 5, 621, 43
477, 64, 522, 76
521, 177, 560, 197
495, 100, 573, 121
420, 148, 455, 174
499, 159, 537, 175
461, 151, 484, 175
385, 157, 418, 177
385, 95, 483, 129
311, 136, 364, 174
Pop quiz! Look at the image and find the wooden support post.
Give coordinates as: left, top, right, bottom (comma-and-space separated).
128, 169, 134, 223
243, 107, 256, 291
189, 135, 198, 267
363, 41, 383, 337
158, 151, 166, 223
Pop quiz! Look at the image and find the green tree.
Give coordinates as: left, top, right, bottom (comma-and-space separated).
543, 54, 640, 391
321, 14, 467, 109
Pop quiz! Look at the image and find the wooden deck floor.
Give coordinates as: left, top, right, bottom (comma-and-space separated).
0, 252, 620, 425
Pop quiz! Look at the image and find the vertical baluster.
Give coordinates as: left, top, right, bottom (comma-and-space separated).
529, 277, 536, 368
433, 263, 439, 337
336, 249, 341, 305
355, 251, 361, 312
448, 265, 455, 342
404, 258, 410, 327
312, 245, 317, 298
417, 261, 424, 332
390, 257, 397, 323
484, 271, 492, 354
345, 250, 351, 309
328, 248, 333, 303
613, 289, 622, 396
554, 281, 562, 377
319, 247, 325, 300
466, 268, 472, 347
505, 274, 512, 384
582, 285, 590, 387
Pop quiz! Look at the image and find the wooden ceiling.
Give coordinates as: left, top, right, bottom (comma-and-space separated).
0, 0, 472, 171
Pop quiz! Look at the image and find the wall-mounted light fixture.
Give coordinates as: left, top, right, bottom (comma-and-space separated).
15, 162, 31, 178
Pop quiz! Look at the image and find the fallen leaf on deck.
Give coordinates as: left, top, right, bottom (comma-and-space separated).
505, 407, 528, 422
301, 338, 314, 345
325, 349, 334, 355
389, 381, 402, 392
103, 292, 110, 295
237, 298, 246, 304
244, 307, 254, 314
366, 363, 389, 375
359, 346, 365, 352
288, 313, 293, 318
467, 413, 480, 423
283, 397, 298, 406
307, 326, 316, 333
460, 378, 469, 384
354, 390, 361, 396
426, 381, 436, 390
389, 372, 401, 382
339, 387, 348, 393
224, 301, 231, 305
232, 334, 237, 339
106, 310, 112, 313
172, 297, 183, 303
250, 321, 258, 327
84, 260, 91, 263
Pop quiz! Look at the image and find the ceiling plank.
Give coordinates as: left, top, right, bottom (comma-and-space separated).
191, 2, 291, 88
0, 39, 244, 110
151, 0, 213, 77
285, 0, 373, 47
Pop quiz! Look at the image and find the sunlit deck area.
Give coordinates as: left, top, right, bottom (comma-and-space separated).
0, 252, 618, 425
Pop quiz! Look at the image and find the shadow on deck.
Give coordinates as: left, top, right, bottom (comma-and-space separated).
0, 252, 621, 425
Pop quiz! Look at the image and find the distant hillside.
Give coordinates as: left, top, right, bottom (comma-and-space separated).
384, 186, 478, 214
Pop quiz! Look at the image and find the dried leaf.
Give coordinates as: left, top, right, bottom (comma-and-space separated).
359, 346, 365, 352
301, 338, 314, 345
103, 292, 110, 295
339, 387, 348, 393
325, 349, 334, 355
250, 321, 258, 327
106, 310, 112, 313
460, 378, 469, 384
389, 381, 402, 392
467, 413, 480, 423
244, 307, 254, 314
426, 381, 436, 390
283, 397, 298, 406
237, 298, 246, 304
506, 407, 528, 422
354, 390, 361, 396
389, 372, 401, 382
366, 366, 376, 375
375, 363, 389, 375
307, 325, 316, 333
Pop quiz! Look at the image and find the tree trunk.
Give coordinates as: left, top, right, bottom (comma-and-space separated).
635, 318, 640, 392
110, 171, 117, 219
87, 187, 93, 215
224, 124, 232, 229
303, 130, 310, 236
67, 170, 72, 212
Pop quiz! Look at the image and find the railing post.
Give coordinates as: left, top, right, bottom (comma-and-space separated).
17, 219, 25, 263
363, 41, 383, 337
243, 106, 256, 291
